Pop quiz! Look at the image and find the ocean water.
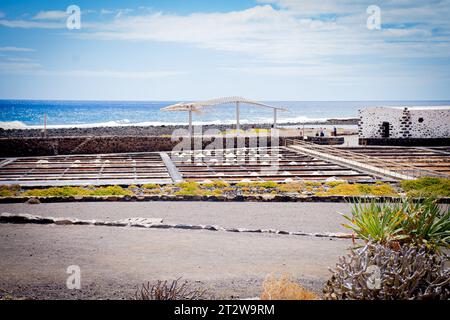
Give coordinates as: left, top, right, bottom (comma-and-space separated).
0, 100, 449, 129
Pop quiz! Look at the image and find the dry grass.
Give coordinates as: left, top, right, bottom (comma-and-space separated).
136, 278, 209, 300
260, 274, 319, 300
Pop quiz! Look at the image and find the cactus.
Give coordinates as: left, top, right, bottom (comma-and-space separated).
323, 243, 449, 300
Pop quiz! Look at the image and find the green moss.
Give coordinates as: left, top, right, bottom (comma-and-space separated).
400, 177, 450, 197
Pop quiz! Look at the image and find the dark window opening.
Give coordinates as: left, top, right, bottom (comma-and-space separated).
418, 117, 424, 123
381, 122, 390, 138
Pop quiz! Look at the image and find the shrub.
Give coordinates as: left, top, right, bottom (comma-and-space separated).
235, 181, 278, 189
23, 186, 90, 197
141, 183, 160, 189
325, 181, 346, 187
342, 198, 450, 252
323, 242, 449, 300
305, 181, 322, 187
143, 188, 162, 194
90, 185, 132, 196
136, 278, 209, 300
174, 181, 202, 196
261, 274, 318, 300
0, 186, 14, 197
201, 180, 230, 188
277, 182, 304, 193
259, 181, 278, 189
320, 183, 397, 196
401, 177, 450, 197
235, 182, 254, 188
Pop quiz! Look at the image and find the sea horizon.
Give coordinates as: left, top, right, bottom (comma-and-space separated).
1, 99, 450, 129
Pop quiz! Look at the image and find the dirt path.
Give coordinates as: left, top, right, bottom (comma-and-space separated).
0, 201, 350, 234
0, 202, 353, 299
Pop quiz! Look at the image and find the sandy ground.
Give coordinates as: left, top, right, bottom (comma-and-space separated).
0, 202, 353, 300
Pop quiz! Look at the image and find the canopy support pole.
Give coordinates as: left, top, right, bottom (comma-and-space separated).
273, 109, 277, 129
188, 109, 192, 137
236, 102, 240, 136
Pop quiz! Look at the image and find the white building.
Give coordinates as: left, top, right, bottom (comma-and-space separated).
358, 106, 450, 139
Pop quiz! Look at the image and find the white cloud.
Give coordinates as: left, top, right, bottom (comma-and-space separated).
4, 57, 34, 62
0, 46, 35, 52
0, 61, 42, 73
33, 10, 67, 20
0, 61, 186, 79
100, 9, 115, 15
0, 19, 63, 29
1, 1, 449, 85
44, 69, 186, 79
75, 3, 450, 64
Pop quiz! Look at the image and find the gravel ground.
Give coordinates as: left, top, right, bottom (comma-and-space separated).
0, 224, 350, 300
0, 201, 350, 234
0, 202, 353, 300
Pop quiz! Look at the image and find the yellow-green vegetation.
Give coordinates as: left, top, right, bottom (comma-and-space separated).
221, 128, 270, 135
0, 187, 14, 197
200, 180, 230, 188
23, 185, 132, 197
174, 181, 202, 196
89, 185, 133, 196
318, 183, 398, 196
23, 186, 90, 197
236, 181, 278, 189
400, 177, 450, 197
0, 180, 406, 198
305, 181, 322, 187
324, 181, 346, 187
141, 183, 160, 189
0, 185, 21, 197
276, 182, 304, 193
174, 181, 231, 196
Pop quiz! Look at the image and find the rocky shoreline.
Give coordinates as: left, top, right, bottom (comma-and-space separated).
0, 119, 358, 138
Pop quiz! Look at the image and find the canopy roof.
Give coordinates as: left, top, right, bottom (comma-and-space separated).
161, 96, 286, 112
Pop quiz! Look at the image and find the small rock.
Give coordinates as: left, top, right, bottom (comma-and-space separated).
26, 198, 41, 205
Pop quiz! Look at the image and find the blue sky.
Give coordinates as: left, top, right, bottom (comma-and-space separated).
0, 0, 449, 100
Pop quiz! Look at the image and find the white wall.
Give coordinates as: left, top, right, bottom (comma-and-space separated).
358, 107, 450, 139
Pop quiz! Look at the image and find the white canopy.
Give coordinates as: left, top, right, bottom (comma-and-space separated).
161, 96, 287, 135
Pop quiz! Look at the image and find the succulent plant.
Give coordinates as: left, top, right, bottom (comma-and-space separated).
323, 243, 449, 300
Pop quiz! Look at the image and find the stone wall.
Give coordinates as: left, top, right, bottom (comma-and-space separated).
359, 137, 450, 146
0, 136, 304, 157
358, 107, 450, 139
